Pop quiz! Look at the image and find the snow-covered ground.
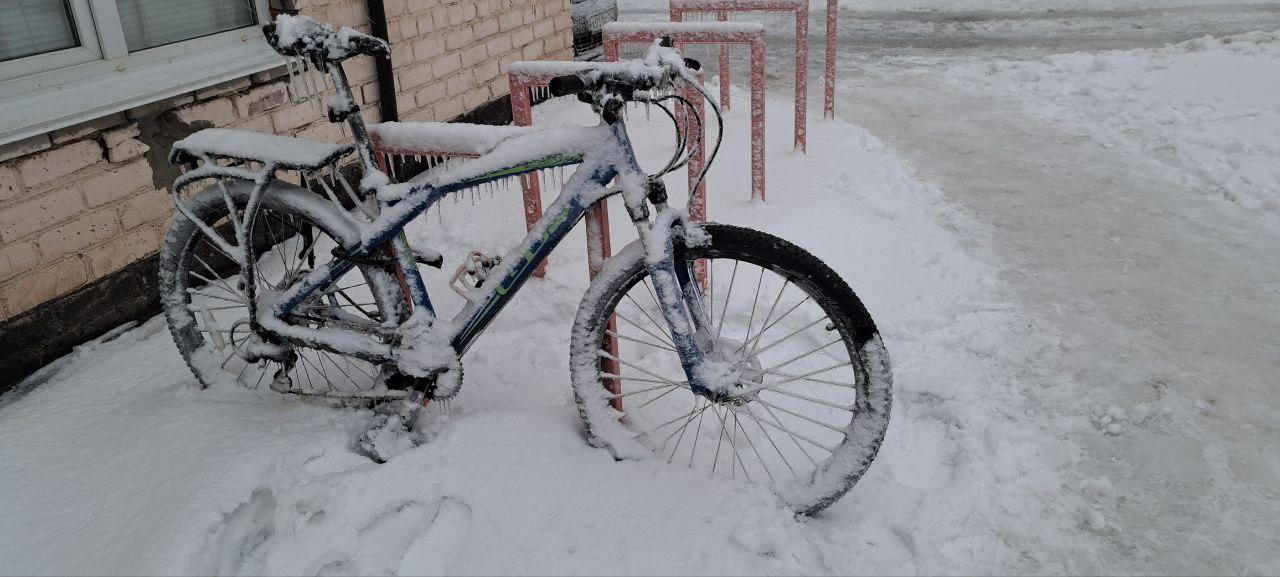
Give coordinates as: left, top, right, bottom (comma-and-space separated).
946, 31, 1280, 215
0, 94, 1100, 574
6, 4, 1280, 575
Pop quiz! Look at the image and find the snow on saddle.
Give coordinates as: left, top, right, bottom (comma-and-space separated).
169, 128, 356, 170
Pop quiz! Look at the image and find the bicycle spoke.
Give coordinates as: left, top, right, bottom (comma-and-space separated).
599, 351, 685, 387
750, 314, 826, 359
634, 403, 708, 440
741, 407, 799, 478
731, 407, 776, 483
606, 329, 675, 352
738, 280, 789, 356
711, 404, 728, 475
752, 403, 834, 460
740, 267, 765, 352
615, 311, 676, 349
188, 287, 246, 306
761, 366, 856, 389
762, 338, 844, 374
715, 260, 738, 339
601, 373, 679, 386
625, 294, 675, 347
605, 382, 678, 400
755, 398, 847, 435
664, 397, 705, 461
758, 386, 854, 412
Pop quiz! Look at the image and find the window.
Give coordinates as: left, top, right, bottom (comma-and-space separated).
115, 0, 257, 52
0, 0, 280, 145
0, 1, 79, 62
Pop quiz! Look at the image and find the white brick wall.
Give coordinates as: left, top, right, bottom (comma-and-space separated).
0, 0, 574, 320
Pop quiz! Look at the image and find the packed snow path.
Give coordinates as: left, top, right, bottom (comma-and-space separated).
820, 6, 1280, 574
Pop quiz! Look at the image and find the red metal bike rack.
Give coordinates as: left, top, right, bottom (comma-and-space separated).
603, 21, 767, 201
669, 0, 808, 152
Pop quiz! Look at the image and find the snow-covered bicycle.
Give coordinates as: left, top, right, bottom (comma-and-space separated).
160, 14, 891, 514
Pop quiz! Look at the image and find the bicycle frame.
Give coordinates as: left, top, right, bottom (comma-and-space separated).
177, 54, 717, 396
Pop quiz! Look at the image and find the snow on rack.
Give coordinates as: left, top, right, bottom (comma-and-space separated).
171, 129, 355, 169
602, 21, 766, 34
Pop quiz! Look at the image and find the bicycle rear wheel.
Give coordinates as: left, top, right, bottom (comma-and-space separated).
161, 181, 408, 396
570, 224, 892, 515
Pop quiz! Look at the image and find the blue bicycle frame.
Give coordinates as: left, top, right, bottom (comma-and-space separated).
256, 118, 716, 395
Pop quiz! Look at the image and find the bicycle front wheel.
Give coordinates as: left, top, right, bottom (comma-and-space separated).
570, 223, 892, 515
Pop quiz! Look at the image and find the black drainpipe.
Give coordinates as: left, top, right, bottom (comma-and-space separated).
365, 0, 399, 123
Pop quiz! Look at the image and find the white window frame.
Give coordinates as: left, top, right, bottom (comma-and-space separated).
0, 0, 283, 145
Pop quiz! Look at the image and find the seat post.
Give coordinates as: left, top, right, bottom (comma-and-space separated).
327, 62, 386, 192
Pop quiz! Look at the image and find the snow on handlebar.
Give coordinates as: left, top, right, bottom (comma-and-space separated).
263, 14, 389, 64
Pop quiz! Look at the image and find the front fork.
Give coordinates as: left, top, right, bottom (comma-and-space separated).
636, 207, 718, 399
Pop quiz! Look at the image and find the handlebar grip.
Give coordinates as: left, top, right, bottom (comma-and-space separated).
683, 57, 701, 71
549, 75, 588, 97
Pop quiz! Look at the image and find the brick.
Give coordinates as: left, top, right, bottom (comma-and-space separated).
474, 17, 500, 40
126, 94, 195, 120
522, 39, 545, 60
486, 33, 513, 57
272, 102, 323, 133
384, 0, 406, 17
430, 7, 448, 30
399, 18, 418, 39
102, 124, 149, 164
347, 59, 378, 84
413, 36, 444, 61
236, 114, 274, 135
84, 226, 160, 277
544, 32, 568, 53
512, 27, 535, 48
0, 241, 38, 282
499, 11, 523, 32
461, 44, 489, 68
118, 188, 173, 230
392, 43, 416, 67
82, 160, 153, 207
250, 65, 290, 84
398, 63, 434, 89
16, 141, 102, 189
415, 80, 447, 108
417, 14, 436, 33
0, 186, 84, 242
361, 82, 381, 106
195, 77, 252, 101
463, 86, 492, 110
50, 113, 127, 145
533, 18, 556, 39
445, 27, 475, 51
402, 106, 435, 123
446, 4, 467, 26
446, 74, 472, 98
0, 256, 89, 316
432, 53, 463, 78
295, 121, 344, 144
234, 83, 289, 117
173, 98, 237, 127
34, 208, 121, 261
409, 0, 437, 11
0, 134, 52, 163
435, 97, 464, 121
554, 12, 572, 32
475, 59, 501, 83
0, 165, 20, 204
396, 92, 418, 117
